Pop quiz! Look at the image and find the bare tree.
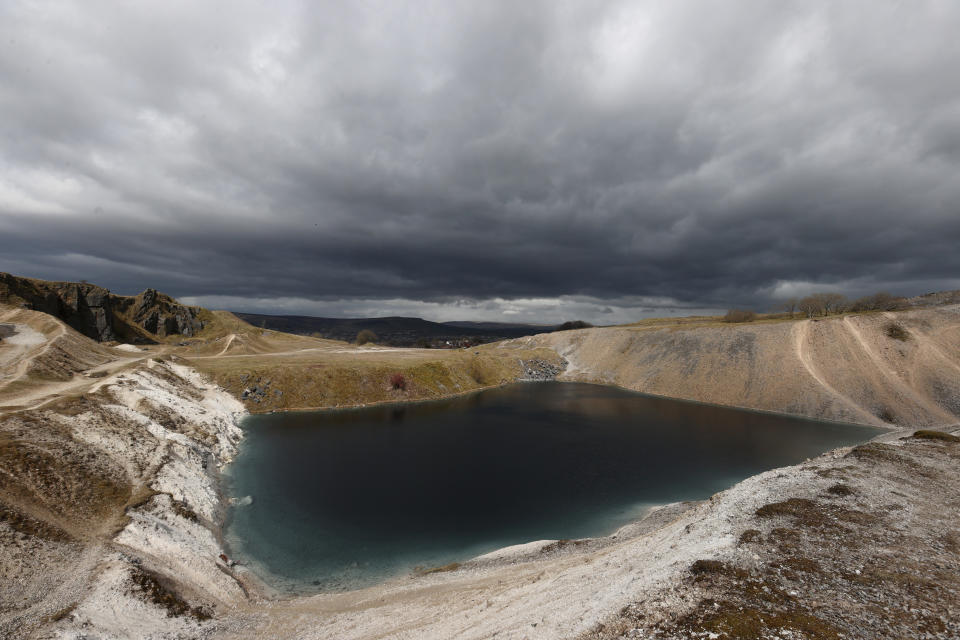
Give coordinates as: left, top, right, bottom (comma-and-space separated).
780, 297, 799, 318
798, 295, 824, 318
820, 293, 848, 315
798, 292, 847, 317
849, 291, 906, 312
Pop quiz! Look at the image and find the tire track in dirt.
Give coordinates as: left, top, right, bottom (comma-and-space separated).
842, 315, 956, 424
791, 320, 879, 425
883, 312, 960, 377
216, 333, 237, 356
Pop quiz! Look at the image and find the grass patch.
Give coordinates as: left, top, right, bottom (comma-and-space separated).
827, 483, 855, 497
689, 559, 726, 575
171, 499, 199, 523
680, 603, 843, 640
845, 442, 925, 474
738, 529, 763, 544
0, 501, 73, 542
777, 555, 821, 577
128, 566, 212, 620
540, 539, 589, 554
884, 322, 910, 341
910, 429, 960, 443
755, 498, 877, 529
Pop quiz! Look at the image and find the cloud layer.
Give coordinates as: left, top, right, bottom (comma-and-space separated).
2, 1, 958, 322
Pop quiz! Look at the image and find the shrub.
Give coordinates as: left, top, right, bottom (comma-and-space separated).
723, 309, 756, 323
558, 320, 593, 331
356, 329, 377, 345
738, 529, 763, 544
849, 292, 906, 312
884, 322, 910, 341
690, 559, 726, 575
911, 430, 960, 443
389, 372, 406, 390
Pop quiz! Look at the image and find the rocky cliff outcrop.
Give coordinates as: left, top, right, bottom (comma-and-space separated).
115, 288, 204, 338
0, 273, 205, 343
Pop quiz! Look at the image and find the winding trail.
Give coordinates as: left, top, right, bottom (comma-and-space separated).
0, 316, 151, 413
883, 312, 960, 377
791, 320, 879, 425
216, 333, 238, 356
842, 315, 956, 424
0, 319, 59, 391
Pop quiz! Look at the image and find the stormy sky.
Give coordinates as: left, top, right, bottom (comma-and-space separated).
1, 1, 959, 323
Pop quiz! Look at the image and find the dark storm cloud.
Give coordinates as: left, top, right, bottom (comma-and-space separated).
1, 0, 959, 322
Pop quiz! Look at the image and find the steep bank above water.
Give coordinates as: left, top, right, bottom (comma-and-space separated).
0, 308, 249, 639
514, 306, 960, 429
3, 299, 960, 639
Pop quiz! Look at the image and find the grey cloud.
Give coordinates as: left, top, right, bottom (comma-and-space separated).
1, 1, 959, 321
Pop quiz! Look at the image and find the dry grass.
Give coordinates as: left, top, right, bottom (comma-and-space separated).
910, 429, 960, 443
128, 566, 212, 620
186, 332, 564, 412
884, 322, 911, 341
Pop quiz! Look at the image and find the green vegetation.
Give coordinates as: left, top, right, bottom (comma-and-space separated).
356, 329, 378, 345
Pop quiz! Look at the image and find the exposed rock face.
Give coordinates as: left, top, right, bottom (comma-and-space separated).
0, 273, 204, 342
120, 288, 204, 338
518, 357, 567, 380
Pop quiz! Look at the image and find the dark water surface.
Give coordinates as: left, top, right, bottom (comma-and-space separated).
224, 382, 878, 593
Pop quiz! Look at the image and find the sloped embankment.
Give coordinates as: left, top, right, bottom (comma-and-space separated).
0, 341, 246, 638
518, 306, 960, 428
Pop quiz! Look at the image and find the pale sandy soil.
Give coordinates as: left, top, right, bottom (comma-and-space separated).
1, 303, 959, 639
516, 306, 960, 429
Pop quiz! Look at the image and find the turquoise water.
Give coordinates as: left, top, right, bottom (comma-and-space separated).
224, 382, 878, 593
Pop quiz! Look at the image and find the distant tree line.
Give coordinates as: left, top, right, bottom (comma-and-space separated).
558, 320, 593, 330
722, 309, 757, 323
781, 291, 906, 318
723, 291, 907, 323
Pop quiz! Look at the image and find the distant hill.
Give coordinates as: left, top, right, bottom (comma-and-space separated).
233, 312, 559, 346
443, 320, 555, 330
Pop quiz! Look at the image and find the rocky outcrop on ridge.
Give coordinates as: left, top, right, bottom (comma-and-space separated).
116, 288, 204, 339
0, 273, 204, 343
